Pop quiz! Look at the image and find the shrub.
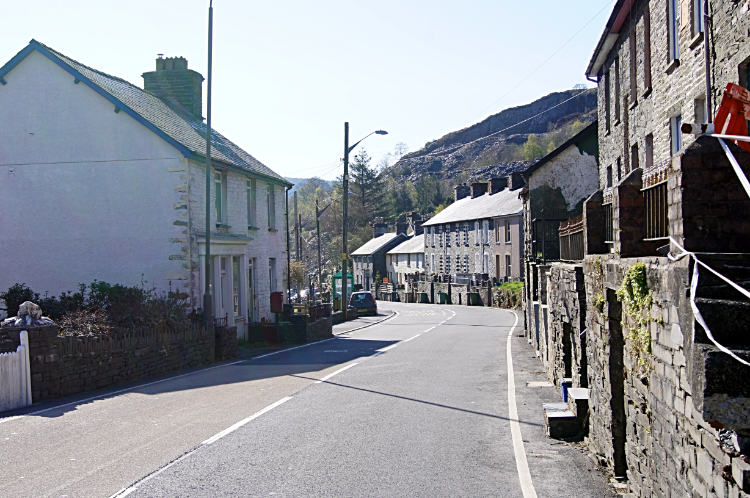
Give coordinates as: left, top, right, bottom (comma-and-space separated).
493, 282, 523, 309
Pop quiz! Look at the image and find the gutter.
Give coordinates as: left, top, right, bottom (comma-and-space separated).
585, 0, 634, 79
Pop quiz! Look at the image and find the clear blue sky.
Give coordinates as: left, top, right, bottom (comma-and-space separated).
2, 0, 614, 180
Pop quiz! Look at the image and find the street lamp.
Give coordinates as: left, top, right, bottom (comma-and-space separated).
341, 123, 387, 317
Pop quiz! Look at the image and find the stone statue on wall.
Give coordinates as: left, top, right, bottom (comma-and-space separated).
1, 301, 56, 328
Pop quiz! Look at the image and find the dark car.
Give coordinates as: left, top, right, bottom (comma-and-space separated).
349, 291, 377, 316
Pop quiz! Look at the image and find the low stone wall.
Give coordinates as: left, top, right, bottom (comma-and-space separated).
215, 326, 238, 361
583, 254, 750, 497
546, 263, 587, 388
331, 309, 357, 325
307, 317, 333, 342
2, 324, 217, 402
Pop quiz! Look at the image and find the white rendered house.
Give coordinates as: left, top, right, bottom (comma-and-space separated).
0, 40, 291, 337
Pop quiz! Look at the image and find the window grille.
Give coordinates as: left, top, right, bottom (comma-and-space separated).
604, 204, 614, 242
464, 254, 469, 272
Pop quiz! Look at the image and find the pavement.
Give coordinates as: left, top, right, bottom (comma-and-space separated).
0, 302, 616, 498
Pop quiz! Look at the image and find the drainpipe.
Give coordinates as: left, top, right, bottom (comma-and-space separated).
704, 0, 712, 122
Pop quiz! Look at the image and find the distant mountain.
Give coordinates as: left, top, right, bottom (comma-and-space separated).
285, 177, 334, 194
386, 88, 597, 183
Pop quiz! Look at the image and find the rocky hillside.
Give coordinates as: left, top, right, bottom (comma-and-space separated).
387, 88, 597, 183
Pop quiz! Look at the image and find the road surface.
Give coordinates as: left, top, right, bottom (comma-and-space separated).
0, 303, 615, 498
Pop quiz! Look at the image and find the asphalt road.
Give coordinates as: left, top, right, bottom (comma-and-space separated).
0, 303, 616, 498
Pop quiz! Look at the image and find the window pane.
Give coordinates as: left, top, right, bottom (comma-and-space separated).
233, 257, 240, 316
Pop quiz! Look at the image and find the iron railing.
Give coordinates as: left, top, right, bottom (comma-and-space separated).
604, 204, 614, 243
559, 215, 585, 261
642, 159, 670, 240
531, 209, 568, 262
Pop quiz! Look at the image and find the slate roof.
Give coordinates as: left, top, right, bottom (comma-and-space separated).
0, 40, 289, 185
422, 188, 522, 226
387, 235, 424, 255
351, 233, 402, 256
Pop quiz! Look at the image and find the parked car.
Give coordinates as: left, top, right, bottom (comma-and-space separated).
349, 291, 377, 316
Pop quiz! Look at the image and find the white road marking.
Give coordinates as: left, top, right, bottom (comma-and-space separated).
314, 363, 358, 384
402, 334, 421, 342
202, 397, 292, 445
252, 336, 337, 359
506, 311, 538, 498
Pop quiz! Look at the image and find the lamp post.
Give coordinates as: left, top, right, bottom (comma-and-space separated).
203, 0, 214, 327
341, 123, 387, 317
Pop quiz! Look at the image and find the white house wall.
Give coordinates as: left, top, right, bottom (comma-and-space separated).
527, 145, 599, 211
187, 159, 288, 322
0, 50, 187, 298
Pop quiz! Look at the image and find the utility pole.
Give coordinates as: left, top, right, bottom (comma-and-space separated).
298, 213, 303, 262
316, 199, 322, 295
202, 0, 214, 327
294, 190, 299, 261
286, 188, 291, 302
342, 122, 350, 313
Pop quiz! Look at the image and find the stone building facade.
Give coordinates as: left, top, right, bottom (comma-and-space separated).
352, 232, 406, 292
523, 1, 750, 496
422, 175, 523, 283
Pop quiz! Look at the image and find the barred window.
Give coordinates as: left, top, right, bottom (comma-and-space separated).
464, 253, 469, 272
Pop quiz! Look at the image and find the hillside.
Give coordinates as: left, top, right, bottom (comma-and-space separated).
387, 88, 597, 183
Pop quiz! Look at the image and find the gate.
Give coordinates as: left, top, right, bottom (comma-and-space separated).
0, 330, 32, 412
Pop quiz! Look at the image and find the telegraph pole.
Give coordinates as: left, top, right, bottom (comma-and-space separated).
202, 0, 214, 327
342, 122, 350, 313
316, 199, 322, 294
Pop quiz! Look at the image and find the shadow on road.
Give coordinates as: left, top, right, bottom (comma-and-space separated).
289, 374, 543, 427
3, 337, 399, 421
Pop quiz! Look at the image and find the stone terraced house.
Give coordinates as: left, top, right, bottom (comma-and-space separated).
522, 1, 750, 497
0, 40, 291, 339
421, 175, 524, 283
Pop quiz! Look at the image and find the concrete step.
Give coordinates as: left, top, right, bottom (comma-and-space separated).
693, 253, 750, 300
567, 387, 589, 419
544, 409, 580, 439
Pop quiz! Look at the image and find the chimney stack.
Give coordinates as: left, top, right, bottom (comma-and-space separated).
396, 221, 408, 234
508, 172, 524, 191
143, 56, 204, 118
471, 182, 489, 198
454, 184, 471, 201
489, 177, 508, 194
373, 219, 388, 238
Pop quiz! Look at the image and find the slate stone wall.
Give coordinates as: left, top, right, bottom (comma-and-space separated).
582, 254, 750, 497
546, 263, 588, 389
2, 325, 217, 403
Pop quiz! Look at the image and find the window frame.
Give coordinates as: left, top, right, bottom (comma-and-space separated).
668, 0, 680, 63
267, 183, 276, 230
214, 170, 227, 225
671, 115, 683, 155
247, 179, 257, 228
506, 220, 512, 243
643, 5, 652, 90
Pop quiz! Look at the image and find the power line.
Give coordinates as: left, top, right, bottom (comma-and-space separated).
463, 0, 615, 127
422, 88, 593, 158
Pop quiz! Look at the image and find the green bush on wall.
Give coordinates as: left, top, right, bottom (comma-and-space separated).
616, 263, 653, 377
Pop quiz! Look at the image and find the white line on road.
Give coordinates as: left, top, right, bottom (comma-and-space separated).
252, 337, 337, 359
402, 334, 421, 342
506, 311, 538, 498
202, 397, 292, 445
315, 363, 359, 384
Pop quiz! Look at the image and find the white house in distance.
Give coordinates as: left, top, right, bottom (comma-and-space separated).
0, 40, 291, 337
385, 235, 425, 290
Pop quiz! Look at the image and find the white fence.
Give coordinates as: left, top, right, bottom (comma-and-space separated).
0, 331, 32, 412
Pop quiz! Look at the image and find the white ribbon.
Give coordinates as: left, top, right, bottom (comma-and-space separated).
668, 236, 750, 367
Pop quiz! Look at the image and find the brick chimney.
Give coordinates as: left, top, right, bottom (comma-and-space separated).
471, 182, 489, 198
489, 177, 508, 194
454, 184, 471, 201
373, 219, 388, 238
143, 56, 204, 118
508, 172, 524, 191
396, 221, 409, 234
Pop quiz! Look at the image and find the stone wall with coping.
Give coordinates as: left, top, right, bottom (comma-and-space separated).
583, 253, 750, 497
2, 324, 223, 403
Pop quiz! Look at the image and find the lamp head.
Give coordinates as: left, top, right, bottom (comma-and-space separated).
375, 130, 388, 135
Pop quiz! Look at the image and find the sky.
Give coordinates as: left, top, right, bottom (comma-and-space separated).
2, 0, 615, 181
